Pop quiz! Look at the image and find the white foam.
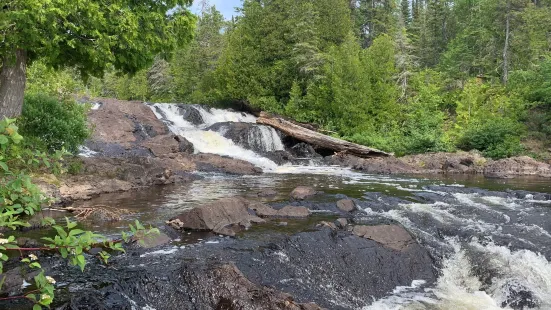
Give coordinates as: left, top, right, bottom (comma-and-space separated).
139, 248, 178, 258
149, 103, 279, 171
78, 146, 98, 157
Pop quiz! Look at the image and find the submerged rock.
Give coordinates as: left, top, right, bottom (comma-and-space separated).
290, 186, 318, 200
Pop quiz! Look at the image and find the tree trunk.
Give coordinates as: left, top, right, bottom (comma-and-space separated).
0, 49, 27, 119
257, 113, 391, 158
502, 3, 510, 85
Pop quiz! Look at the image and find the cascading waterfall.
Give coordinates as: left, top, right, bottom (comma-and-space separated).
148, 103, 281, 171
247, 125, 285, 152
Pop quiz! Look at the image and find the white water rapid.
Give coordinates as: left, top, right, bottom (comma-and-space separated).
121, 103, 551, 309
149, 103, 282, 171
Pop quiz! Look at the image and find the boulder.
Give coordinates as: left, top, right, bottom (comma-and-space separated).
167, 197, 266, 236
87, 98, 168, 146
336, 199, 356, 212
290, 186, 318, 200
352, 225, 416, 251
175, 104, 204, 125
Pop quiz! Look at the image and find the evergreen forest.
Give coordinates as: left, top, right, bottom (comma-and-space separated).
26, 0, 551, 159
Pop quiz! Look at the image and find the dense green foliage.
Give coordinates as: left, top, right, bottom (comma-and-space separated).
35, 1, 551, 158
0, 118, 158, 308
18, 94, 91, 153
1, 0, 195, 75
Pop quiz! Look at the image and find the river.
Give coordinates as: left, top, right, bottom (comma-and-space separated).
65, 103, 551, 309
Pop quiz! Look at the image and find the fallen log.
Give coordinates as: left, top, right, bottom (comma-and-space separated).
257, 114, 391, 158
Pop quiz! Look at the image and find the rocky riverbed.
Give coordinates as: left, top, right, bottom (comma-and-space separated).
6, 98, 551, 310
38, 98, 551, 205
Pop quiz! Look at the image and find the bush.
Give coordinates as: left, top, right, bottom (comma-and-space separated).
457, 117, 524, 159
18, 93, 91, 153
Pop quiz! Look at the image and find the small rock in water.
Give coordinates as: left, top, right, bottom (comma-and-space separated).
336, 199, 356, 212
277, 222, 288, 226
290, 186, 318, 200
335, 218, 348, 229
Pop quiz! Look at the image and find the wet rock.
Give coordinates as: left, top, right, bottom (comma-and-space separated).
175, 135, 194, 154
335, 218, 348, 229
336, 199, 356, 212
167, 197, 266, 236
207, 122, 284, 154
352, 225, 416, 251
33, 226, 435, 310
175, 104, 204, 125
0, 267, 40, 296
128, 231, 172, 249
258, 189, 278, 197
289, 142, 322, 159
290, 186, 318, 200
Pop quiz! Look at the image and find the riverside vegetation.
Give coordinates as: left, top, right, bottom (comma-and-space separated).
22, 0, 551, 159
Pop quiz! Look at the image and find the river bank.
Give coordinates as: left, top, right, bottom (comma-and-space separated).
40, 98, 551, 205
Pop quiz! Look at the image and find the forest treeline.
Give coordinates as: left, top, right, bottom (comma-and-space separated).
29, 0, 551, 158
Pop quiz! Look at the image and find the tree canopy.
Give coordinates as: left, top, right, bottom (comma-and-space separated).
0, 0, 195, 117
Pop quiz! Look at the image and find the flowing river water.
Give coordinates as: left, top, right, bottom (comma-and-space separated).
71, 103, 551, 310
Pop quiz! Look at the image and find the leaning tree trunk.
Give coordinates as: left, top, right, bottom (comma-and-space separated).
0, 49, 27, 119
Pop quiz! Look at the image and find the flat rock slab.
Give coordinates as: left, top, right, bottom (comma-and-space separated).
352, 225, 416, 251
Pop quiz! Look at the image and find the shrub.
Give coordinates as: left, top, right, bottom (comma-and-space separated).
18, 93, 91, 153
456, 117, 524, 159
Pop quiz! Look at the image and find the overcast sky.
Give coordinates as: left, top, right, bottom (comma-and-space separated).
190, 0, 242, 20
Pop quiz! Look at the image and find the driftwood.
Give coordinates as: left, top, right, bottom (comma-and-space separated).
45, 205, 131, 221
257, 113, 391, 158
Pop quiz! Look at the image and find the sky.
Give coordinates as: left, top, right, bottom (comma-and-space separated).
190, 0, 242, 20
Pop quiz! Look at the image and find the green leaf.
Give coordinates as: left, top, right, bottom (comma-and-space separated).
77, 254, 86, 271
68, 229, 85, 237
0, 161, 8, 172
0, 135, 8, 145
33, 304, 42, 310
53, 225, 67, 239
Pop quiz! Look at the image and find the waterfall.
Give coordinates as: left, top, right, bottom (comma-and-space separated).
148, 103, 280, 171
248, 126, 285, 152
